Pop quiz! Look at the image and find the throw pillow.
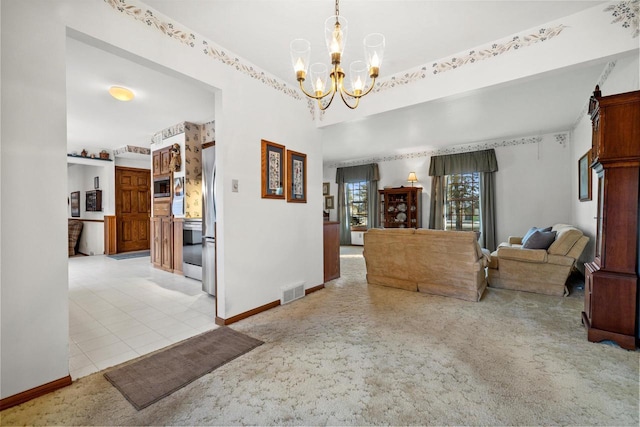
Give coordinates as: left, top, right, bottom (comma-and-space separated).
522, 230, 557, 250
522, 226, 552, 243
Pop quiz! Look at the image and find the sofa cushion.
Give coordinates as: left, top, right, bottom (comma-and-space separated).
548, 224, 583, 256
522, 226, 552, 243
497, 246, 547, 263
522, 230, 557, 249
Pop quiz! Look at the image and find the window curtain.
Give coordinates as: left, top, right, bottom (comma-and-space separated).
428, 149, 498, 250
480, 172, 497, 251
428, 176, 445, 229
336, 163, 380, 245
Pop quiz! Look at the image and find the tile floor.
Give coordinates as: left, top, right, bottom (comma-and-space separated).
68, 254, 216, 379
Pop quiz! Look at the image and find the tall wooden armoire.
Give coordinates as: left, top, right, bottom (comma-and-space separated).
582, 86, 640, 350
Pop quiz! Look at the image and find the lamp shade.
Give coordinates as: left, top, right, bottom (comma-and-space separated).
407, 172, 418, 183
290, 39, 311, 78
364, 33, 385, 71
325, 15, 348, 57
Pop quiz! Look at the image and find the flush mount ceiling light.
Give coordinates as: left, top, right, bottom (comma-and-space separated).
108, 86, 135, 102
290, 0, 385, 110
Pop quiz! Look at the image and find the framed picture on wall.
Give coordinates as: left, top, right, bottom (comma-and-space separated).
70, 191, 80, 217
287, 150, 307, 203
261, 139, 285, 199
325, 195, 335, 210
578, 149, 592, 201
322, 182, 330, 196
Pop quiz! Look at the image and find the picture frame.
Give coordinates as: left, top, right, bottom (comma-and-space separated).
578, 149, 592, 201
70, 191, 80, 217
261, 139, 286, 199
325, 195, 335, 210
322, 182, 330, 196
287, 150, 307, 203
94, 176, 99, 189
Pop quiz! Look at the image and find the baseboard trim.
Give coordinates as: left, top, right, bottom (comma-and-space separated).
215, 283, 324, 326
216, 300, 281, 326
305, 284, 325, 295
0, 375, 72, 411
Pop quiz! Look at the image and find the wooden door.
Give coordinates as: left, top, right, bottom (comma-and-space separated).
116, 167, 151, 253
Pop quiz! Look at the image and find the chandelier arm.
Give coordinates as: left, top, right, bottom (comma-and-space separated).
298, 80, 334, 100
338, 86, 360, 110
340, 76, 377, 99
318, 88, 338, 111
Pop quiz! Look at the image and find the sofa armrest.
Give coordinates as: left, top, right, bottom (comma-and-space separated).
508, 236, 523, 245
497, 246, 547, 263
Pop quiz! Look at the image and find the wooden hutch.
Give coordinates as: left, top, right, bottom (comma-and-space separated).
583, 86, 640, 350
379, 186, 422, 228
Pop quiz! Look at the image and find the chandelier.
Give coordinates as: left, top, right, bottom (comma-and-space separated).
290, 0, 385, 110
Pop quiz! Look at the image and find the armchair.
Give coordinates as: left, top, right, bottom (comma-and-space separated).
487, 224, 588, 296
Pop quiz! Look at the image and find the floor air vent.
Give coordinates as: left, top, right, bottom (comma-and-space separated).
281, 282, 305, 305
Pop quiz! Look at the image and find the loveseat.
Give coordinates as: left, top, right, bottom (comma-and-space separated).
363, 228, 489, 302
487, 224, 588, 296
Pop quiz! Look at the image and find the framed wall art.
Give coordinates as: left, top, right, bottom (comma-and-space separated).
70, 191, 80, 217
325, 195, 335, 210
578, 149, 592, 201
287, 150, 307, 203
323, 182, 330, 195
261, 139, 286, 199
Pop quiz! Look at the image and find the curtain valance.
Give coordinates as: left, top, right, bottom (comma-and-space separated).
336, 163, 380, 183
428, 149, 498, 176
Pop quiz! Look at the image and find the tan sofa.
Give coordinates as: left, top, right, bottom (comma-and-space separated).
363, 228, 489, 302
487, 224, 588, 296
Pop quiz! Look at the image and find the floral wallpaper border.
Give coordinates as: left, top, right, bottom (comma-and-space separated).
605, 0, 639, 38
326, 136, 546, 168
113, 145, 151, 156
374, 25, 567, 94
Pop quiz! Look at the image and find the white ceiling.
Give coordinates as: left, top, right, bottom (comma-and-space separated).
66, 0, 620, 162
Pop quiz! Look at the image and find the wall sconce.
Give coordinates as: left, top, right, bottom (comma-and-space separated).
407, 172, 418, 187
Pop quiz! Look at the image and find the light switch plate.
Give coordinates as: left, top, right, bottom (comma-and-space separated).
232, 179, 239, 192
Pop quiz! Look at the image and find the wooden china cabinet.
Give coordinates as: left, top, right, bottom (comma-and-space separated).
379, 187, 422, 228
582, 86, 640, 350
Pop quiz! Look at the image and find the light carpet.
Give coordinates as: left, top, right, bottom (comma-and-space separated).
1, 251, 638, 426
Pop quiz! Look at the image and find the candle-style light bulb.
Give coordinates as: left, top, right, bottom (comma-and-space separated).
370, 52, 380, 68
353, 76, 363, 91
294, 57, 305, 72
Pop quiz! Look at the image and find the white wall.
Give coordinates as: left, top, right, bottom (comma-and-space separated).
570, 54, 640, 272
1, 0, 321, 399
2, 0, 70, 400
115, 156, 149, 170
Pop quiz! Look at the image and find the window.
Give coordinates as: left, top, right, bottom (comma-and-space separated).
346, 181, 368, 228
445, 173, 480, 231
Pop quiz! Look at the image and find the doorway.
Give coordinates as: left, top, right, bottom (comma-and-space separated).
115, 167, 151, 253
